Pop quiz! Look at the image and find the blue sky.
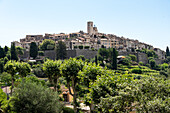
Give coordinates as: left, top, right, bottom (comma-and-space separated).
0, 0, 169, 50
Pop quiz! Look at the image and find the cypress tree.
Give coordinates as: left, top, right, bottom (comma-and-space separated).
30, 42, 38, 59
95, 55, 98, 65
11, 43, 18, 61
0, 46, 5, 58
56, 41, 66, 60
4, 45, 9, 55
166, 46, 170, 57
112, 48, 117, 70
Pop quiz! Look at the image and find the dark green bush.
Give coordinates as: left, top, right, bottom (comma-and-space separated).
38, 51, 44, 56
131, 68, 142, 74
84, 46, 90, 49
74, 46, 77, 49
62, 107, 74, 113
78, 45, 83, 49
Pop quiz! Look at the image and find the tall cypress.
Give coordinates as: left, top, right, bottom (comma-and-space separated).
30, 42, 38, 59
11, 43, 18, 61
112, 48, 117, 70
166, 46, 170, 57
0, 46, 5, 58
95, 55, 98, 65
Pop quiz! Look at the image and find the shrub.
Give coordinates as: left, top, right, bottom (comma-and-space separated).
9, 80, 63, 113
129, 54, 137, 61
131, 68, 142, 74
62, 107, 74, 113
74, 46, 78, 49
38, 51, 44, 56
139, 61, 144, 66
47, 44, 55, 50
78, 45, 83, 49
84, 46, 90, 49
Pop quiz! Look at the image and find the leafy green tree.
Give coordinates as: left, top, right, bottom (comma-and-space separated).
166, 46, 170, 57
39, 39, 55, 51
16, 62, 31, 78
4, 60, 18, 95
16, 46, 24, 57
79, 62, 104, 112
0, 88, 7, 112
43, 59, 62, 91
0, 72, 11, 86
135, 77, 170, 112
149, 59, 156, 69
10, 43, 18, 61
90, 73, 135, 112
9, 80, 62, 113
98, 48, 108, 61
60, 58, 84, 113
56, 41, 67, 60
30, 42, 38, 59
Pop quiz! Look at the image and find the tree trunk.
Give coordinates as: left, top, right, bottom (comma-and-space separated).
72, 78, 77, 113
90, 101, 94, 113
11, 75, 14, 95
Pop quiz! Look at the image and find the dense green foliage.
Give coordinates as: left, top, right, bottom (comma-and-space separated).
60, 58, 84, 113
0, 44, 169, 113
43, 59, 62, 91
8, 80, 62, 113
30, 42, 38, 59
39, 39, 55, 50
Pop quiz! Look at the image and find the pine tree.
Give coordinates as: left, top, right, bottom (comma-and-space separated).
11, 43, 18, 61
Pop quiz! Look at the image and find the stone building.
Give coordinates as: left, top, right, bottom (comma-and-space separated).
12, 21, 165, 60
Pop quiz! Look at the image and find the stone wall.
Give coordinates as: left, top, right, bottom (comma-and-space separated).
75, 50, 98, 59
19, 50, 163, 65
155, 58, 163, 65
44, 50, 56, 60
20, 50, 29, 61
118, 52, 148, 64
66, 50, 76, 58
43, 50, 98, 60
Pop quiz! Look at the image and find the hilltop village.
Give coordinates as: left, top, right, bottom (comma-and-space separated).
13, 21, 165, 61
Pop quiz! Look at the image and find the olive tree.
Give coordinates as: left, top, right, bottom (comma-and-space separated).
4, 60, 18, 95
9, 80, 62, 113
60, 58, 84, 113
43, 59, 62, 91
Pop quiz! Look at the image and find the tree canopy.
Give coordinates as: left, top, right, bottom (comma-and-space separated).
39, 39, 55, 51
9, 80, 62, 113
